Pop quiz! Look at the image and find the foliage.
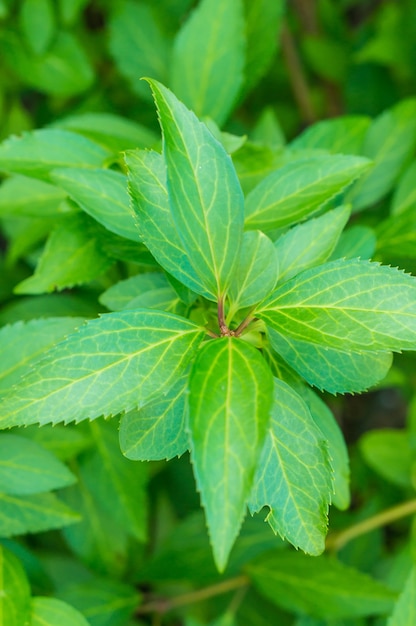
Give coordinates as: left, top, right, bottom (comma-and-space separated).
1, 1, 416, 625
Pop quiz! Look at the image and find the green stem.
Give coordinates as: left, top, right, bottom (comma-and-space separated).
326, 499, 416, 552
137, 575, 250, 616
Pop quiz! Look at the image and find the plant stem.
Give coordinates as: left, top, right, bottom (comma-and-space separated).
137, 575, 250, 616
326, 499, 416, 552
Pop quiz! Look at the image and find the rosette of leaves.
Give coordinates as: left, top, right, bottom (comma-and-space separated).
1, 80, 416, 572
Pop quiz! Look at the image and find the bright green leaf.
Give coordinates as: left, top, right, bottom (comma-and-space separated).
22, 424, 91, 461
120, 370, 190, 461
125, 149, 211, 298
0, 544, 31, 626
171, 0, 245, 125
19, 0, 55, 55
387, 566, 416, 626
50, 168, 141, 242
0, 492, 80, 537
249, 378, 332, 555
0, 129, 109, 180
275, 205, 350, 283
290, 116, 371, 154
376, 208, 416, 261
360, 429, 413, 488
331, 225, 376, 260
146, 79, 245, 298
0, 175, 67, 217
248, 551, 397, 619
14, 213, 114, 294
257, 259, 416, 352
244, 155, 371, 231
268, 328, 393, 394
99, 273, 169, 311
0, 309, 204, 428
189, 338, 273, 570
30, 596, 90, 626
228, 231, 278, 311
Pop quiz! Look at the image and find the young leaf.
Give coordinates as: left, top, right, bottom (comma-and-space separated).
146, 79, 245, 298
189, 338, 273, 570
99, 273, 169, 311
50, 168, 141, 242
274, 205, 350, 283
0, 434, 76, 495
30, 597, 90, 626
14, 213, 114, 295
249, 378, 332, 555
268, 328, 393, 394
0, 175, 66, 217
387, 566, 416, 626
228, 231, 278, 311
0, 309, 204, 428
0, 129, 109, 179
119, 370, 190, 461
248, 551, 397, 619
244, 155, 371, 232
125, 149, 211, 299
290, 116, 371, 154
257, 259, 416, 352
171, 0, 245, 125
0, 544, 31, 626
0, 492, 80, 537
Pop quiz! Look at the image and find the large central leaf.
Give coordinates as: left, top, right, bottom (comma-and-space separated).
0, 310, 204, 428
189, 338, 273, 571
146, 79, 244, 298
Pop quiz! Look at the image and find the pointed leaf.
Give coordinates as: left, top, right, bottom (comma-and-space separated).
0, 175, 66, 217
228, 231, 278, 310
257, 259, 416, 352
387, 566, 416, 626
268, 328, 393, 394
30, 597, 90, 626
0, 492, 80, 537
147, 79, 244, 298
244, 155, 371, 232
14, 213, 114, 294
189, 338, 273, 570
249, 379, 332, 555
0, 309, 204, 428
290, 116, 371, 154
50, 168, 141, 242
0, 545, 31, 626
120, 370, 189, 461
275, 205, 350, 283
248, 551, 397, 619
19, 0, 56, 56
125, 149, 211, 298
0, 129, 109, 179
0, 434, 76, 495
171, 0, 245, 124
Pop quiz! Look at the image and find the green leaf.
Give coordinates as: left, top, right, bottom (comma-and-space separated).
244, 155, 371, 231
331, 225, 376, 260
146, 79, 245, 298
0, 309, 204, 428
23, 424, 91, 461
0, 175, 66, 217
268, 328, 393, 394
274, 205, 350, 283
0, 492, 80, 537
359, 429, 413, 488
0, 545, 31, 626
50, 168, 141, 242
0, 129, 109, 180
30, 597, 90, 626
387, 566, 416, 626
125, 149, 211, 298
392, 161, 416, 215
189, 338, 273, 570
228, 231, 278, 311
376, 208, 416, 261
348, 99, 416, 211
99, 273, 169, 311
248, 551, 397, 619
19, 0, 55, 55
257, 259, 416, 352
109, 1, 170, 100
14, 213, 114, 294
171, 0, 245, 125
249, 378, 332, 555
290, 116, 371, 154
119, 370, 190, 461
83, 420, 148, 542
232, 142, 282, 194
0, 434, 76, 495
0, 317, 83, 394
305, 389, 350, 510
